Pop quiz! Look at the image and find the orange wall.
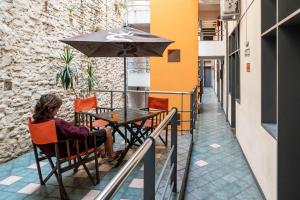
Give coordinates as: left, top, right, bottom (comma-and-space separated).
150, 0, 198, 131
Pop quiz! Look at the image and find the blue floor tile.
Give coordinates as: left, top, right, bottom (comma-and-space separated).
185, 88, 264, 200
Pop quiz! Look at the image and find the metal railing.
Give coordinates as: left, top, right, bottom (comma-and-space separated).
199, 19, 224, 41
92, 87, 199, 134
189, 87, 198, 139
96, 108, 178, 200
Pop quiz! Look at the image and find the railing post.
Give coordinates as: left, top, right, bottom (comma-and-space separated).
190, 92, 194, 138
171, 108, 178, 192
144, 137, 155, 200
194, 88, 197, 125
110, 91, 113, 109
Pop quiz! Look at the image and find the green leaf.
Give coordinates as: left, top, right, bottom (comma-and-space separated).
56, 46, 78, 94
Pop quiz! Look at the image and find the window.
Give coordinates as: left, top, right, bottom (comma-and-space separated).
262, 0, 300, 198
168, 49, 180, 62
261, 0, 278, 138
228, 25, 240, 101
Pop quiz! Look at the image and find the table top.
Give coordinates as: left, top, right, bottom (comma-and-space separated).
92, 108, 159, 125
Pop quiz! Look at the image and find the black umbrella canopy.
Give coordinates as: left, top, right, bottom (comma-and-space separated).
60, 27, 174, 57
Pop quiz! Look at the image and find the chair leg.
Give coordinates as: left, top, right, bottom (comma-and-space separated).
73, 159, 78, 173
33, 145, 45, 185
94, 152, 100, 184
77, 156, 96, 186
112, 130, 116, 143
56, 161, 69, 200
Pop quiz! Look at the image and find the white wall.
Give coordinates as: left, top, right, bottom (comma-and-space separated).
126, 0, 150, 24
198, 40, 226, 57
223, 0, 277, 199
127, 57, 150, 87
126, 1, 150, 88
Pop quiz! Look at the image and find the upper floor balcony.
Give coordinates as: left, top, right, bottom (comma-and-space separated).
198, 20, 226, 58
126, 0, 150, 31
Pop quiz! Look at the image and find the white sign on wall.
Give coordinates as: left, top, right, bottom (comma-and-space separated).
221, 0, 240, 20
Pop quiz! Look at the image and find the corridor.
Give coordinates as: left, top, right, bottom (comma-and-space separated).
185, 88, 264, 200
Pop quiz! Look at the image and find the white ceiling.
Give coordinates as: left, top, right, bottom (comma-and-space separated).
199, 0, 220, 19
199, 0, 220, 4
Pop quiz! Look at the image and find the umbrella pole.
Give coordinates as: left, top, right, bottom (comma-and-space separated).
124, 55, 127, 117
124, 50, 127, 149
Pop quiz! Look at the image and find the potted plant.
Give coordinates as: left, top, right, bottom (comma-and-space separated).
86, 64, 97, 96
56, 46, 79, 97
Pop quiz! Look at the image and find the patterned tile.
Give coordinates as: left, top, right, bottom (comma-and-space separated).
0, 176, 23, 185
73, 170, 91, 178
27, 162, 47, 169
99, 164, 113, 172
185, 88, 263, 200
17, 183, 40, 194
0, 112, 191, 200
81, 189, 101, 200
129, 178, 144, 189
156, 154, 162, 159
209, 143, 220, 149
123, 149, 134, 161
195, 160, 208, 167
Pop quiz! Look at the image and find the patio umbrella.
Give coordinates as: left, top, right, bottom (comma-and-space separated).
60, 26, 173, 114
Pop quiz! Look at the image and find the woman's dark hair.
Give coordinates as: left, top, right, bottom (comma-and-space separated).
33, 94, 62, 122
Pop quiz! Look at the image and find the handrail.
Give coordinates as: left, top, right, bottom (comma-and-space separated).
93, 89, 194, 95
96, 109, 177, 200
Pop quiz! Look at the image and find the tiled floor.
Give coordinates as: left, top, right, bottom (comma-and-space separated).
185, 88, 264, 200
0, 131, 191, 200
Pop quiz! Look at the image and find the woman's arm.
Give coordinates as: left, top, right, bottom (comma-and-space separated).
55, 118, 89, 140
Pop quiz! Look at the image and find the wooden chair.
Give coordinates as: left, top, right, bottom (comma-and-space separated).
28, 118, 101, 200
138, 97, 169, 146
74, 96, 113, 129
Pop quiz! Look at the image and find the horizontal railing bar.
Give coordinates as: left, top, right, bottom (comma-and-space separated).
93, 89, 194, 95
96, 140, 152, 200
155, 146, 174, 192
160, 164, 175, 200
96, 109, 177, 200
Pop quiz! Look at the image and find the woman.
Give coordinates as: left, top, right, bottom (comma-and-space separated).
32, 94, 119, 162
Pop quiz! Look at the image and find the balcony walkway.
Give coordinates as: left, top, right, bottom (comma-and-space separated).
185, 88, 264, 200
0, 129, 191, 200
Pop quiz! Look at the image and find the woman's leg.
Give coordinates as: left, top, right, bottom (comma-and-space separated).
104, 127, 116, 159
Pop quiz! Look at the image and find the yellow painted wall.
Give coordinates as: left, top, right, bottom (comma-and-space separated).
150, 0, 199, 131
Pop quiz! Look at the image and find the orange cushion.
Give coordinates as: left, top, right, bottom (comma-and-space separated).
84, 119, 109, 128
92, 119, 109, 128
135, 119, 159, 128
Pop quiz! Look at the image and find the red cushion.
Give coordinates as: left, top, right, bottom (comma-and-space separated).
92, 119, 109, 127
84, 119, 109, 128
135, 119, 159, 128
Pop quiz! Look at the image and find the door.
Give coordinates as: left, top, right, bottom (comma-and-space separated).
217, 60, 220, 101
220, 60, 224, 106
204, 67, 212, 87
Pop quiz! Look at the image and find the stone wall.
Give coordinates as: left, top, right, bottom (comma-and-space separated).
0, 0, 125, 162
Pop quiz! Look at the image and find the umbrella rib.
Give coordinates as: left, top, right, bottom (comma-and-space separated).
141, 44, 164, 57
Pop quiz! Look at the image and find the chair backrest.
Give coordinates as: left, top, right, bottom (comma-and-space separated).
148, 97, 169, 111
74, 96, 97, 112
28, 118, 58, 145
